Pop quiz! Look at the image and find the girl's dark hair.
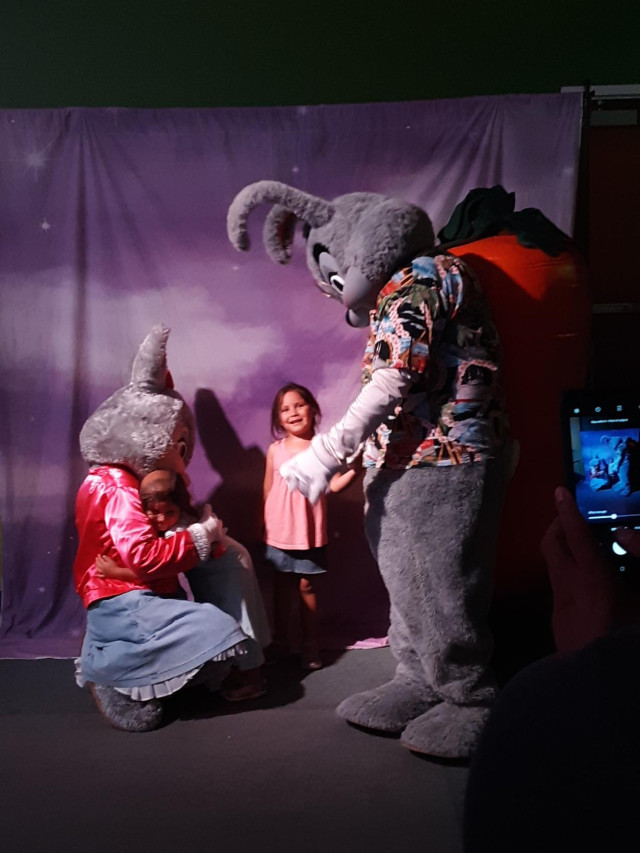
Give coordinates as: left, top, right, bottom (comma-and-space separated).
172, 474, 199, 518
140, 470, 198, 520
270, 383, 321, 438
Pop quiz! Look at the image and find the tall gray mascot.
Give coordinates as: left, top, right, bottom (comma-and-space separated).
74, 324, 269, 732
227, 182, 509, 759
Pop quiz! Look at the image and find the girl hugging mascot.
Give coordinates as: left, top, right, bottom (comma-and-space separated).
227, 181, 513, 760
74, 324, 270, 732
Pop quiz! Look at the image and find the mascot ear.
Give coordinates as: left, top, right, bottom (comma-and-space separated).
131, 324, 171, 391
165, 370, 175, 389
263, 205, 298, 264
227, 180, 334, 256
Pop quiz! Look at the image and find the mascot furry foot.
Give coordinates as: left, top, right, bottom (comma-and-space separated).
89, 684, 164, 733
336, 677, 439, 734
400, 702, 492, 760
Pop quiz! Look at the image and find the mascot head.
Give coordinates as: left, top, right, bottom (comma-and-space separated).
79, 324, 195, 480
226, 180, 435, 327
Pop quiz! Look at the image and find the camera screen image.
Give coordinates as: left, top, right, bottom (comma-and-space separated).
568, 401, 640, 526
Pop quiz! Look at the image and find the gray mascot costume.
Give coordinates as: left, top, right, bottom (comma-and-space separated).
227, 182, 509, 759
74, 324, 270, 732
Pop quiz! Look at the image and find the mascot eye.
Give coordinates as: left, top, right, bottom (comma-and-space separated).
316, 250, 345, 301
329, 274, 344, 294
176, 438, 188, 459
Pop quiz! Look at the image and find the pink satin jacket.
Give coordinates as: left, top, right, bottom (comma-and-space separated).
73, 465, 199, 608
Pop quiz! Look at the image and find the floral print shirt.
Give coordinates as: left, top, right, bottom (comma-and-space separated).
362, 254, 507, 469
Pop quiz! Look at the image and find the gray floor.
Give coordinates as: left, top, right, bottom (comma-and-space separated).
0, 648, 467, 853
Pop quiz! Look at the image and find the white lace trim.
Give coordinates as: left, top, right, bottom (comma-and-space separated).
115, 666, 203, 700
75, 641, 248, 700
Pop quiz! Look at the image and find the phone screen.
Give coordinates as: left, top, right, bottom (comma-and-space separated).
563, 391, 640, 575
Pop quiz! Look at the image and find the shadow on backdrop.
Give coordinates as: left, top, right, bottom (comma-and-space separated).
195, 388, 265, 560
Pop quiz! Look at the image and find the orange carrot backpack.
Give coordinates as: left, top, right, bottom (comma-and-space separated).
448, 234, 591, 596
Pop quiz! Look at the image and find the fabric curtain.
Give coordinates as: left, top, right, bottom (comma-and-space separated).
0, 94, 582, 657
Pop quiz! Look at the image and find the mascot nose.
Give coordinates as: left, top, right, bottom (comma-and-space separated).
343, 268, 377, 327
346, 307, 371, 328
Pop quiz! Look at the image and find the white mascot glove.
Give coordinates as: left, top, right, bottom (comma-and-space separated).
281, 367, 414, 505
188, 503, 226, 560
280, 444, 335, 505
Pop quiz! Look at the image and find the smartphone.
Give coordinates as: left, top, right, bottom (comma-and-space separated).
562, 389, 640, 577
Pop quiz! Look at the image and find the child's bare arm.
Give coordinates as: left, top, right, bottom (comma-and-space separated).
329, 468, 358, 493
96, 554, 138, 583
263, 444, 275, 501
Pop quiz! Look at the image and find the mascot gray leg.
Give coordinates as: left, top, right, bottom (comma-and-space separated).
338, 461, 505, 759
336, 608, 440, 732
89, 683, 164, 733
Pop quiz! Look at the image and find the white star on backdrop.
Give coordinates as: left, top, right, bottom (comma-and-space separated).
24, 150, 49, 174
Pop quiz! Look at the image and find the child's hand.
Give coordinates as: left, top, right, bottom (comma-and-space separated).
199, 504, 226, 544
211, 520, 230, 550
96, 554, 138, 583
210, 526, 229, 559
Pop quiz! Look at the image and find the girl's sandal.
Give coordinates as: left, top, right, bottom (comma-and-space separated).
221, 679, 267, 702
220, 669, 244, 691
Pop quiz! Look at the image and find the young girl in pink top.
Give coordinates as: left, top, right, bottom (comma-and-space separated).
264, 383, 355, 670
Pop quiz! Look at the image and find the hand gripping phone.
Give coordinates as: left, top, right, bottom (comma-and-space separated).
562, 390, 640, 577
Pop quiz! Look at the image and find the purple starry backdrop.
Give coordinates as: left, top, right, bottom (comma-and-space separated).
0, 94, 582, 656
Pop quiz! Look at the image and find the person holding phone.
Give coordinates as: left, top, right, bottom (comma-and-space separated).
542, 486, 640, 651
463, 486, 640, 852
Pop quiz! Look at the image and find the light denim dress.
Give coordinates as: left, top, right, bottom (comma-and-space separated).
76, 536, 270, 700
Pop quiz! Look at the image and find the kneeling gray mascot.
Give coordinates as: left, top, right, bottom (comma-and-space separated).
74, 324, 269, 731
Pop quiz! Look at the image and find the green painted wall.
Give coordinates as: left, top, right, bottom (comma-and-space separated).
0, 0, 636, 108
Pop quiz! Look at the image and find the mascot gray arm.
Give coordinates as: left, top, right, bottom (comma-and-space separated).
280, 367, 413, 504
